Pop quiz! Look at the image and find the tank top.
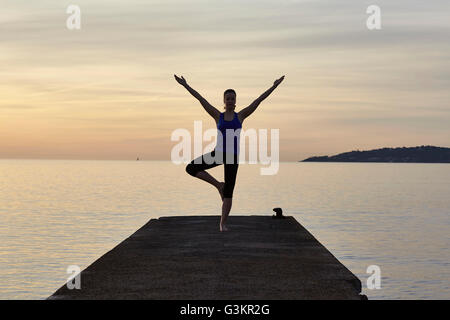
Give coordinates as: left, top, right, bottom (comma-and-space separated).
216, 112, 242, 154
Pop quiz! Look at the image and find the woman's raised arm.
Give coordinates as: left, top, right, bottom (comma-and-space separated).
174, 74, 220, 122
238, 75, 285, 122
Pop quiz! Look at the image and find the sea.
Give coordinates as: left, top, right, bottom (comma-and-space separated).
0, 159, 449, 299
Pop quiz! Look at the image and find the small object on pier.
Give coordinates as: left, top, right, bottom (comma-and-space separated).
272, 207, 285, 219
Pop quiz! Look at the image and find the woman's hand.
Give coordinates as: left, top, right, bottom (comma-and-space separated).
273, 75, 285, 87
174, 74, 187, 86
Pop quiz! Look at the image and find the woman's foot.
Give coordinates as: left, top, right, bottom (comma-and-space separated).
217, 182, 225, 201
220, 223, 229, 232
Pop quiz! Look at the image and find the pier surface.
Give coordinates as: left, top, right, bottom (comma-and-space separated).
49, 215, 365, 299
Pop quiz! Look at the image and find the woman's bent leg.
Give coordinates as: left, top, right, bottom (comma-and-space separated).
185, 150, 224, 198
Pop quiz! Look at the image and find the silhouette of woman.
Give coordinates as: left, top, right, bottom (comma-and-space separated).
174, 74, 285, 232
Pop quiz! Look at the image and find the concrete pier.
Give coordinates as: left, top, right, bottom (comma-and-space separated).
48, 215, 366, 300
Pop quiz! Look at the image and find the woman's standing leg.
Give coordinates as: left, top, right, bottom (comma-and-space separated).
220, 154, 239, 232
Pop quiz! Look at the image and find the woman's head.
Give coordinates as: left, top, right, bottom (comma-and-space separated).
223, 89, 236, 111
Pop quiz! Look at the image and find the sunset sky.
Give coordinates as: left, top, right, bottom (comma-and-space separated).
1, 0, 449, 161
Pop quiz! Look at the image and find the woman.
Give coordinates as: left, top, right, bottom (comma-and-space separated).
174, 74, 285, 232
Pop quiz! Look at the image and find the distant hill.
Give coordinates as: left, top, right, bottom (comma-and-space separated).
301, 146, 450, 163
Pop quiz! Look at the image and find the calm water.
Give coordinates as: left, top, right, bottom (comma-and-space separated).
0, 159, 449, 299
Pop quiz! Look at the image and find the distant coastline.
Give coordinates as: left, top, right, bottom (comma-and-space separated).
301, 146, 450, 163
